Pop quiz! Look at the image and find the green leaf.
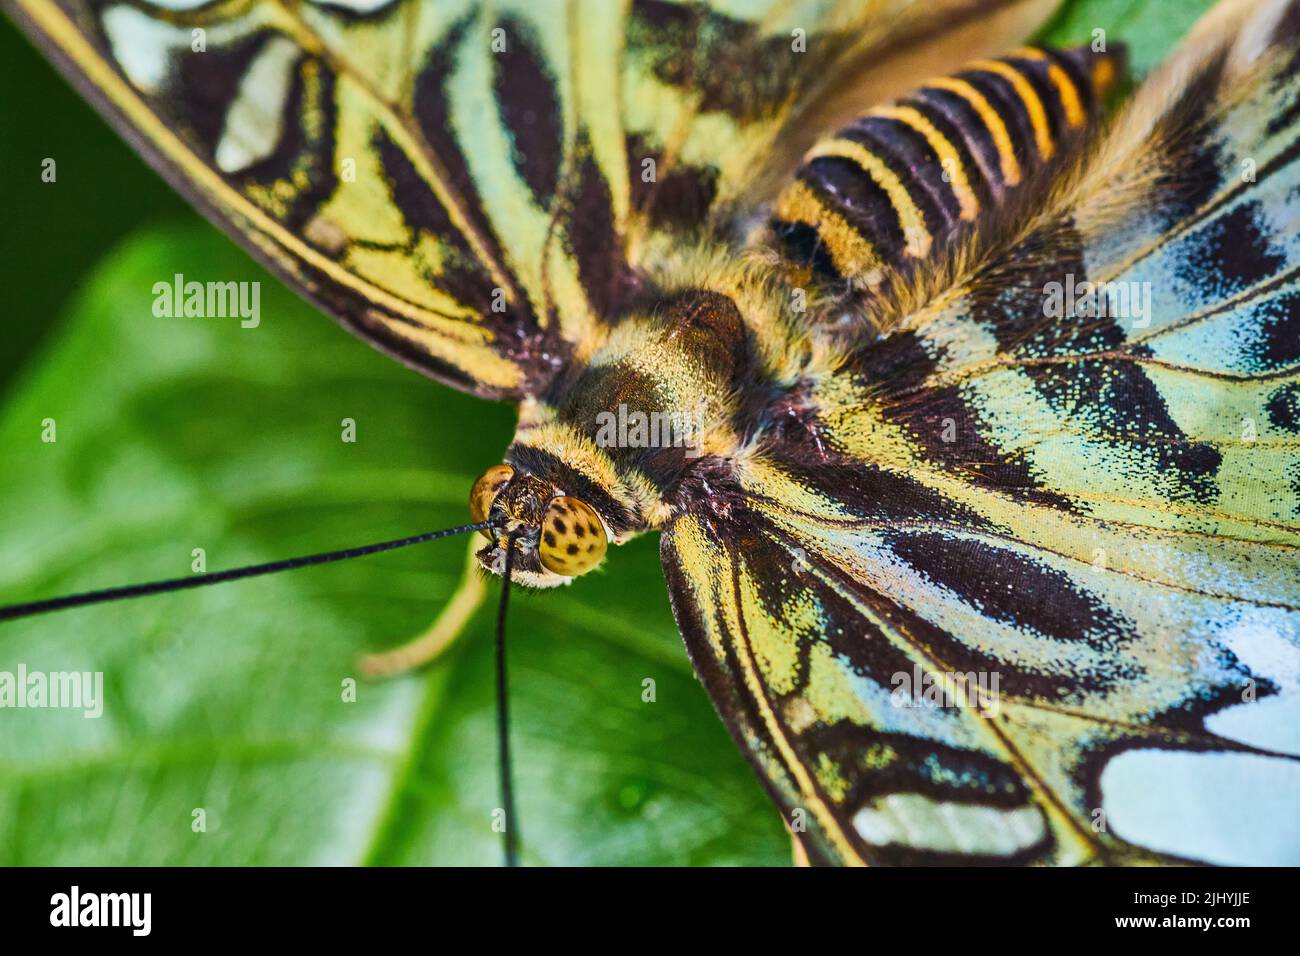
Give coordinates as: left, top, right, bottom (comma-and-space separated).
1038, 0, 1218, 75
0, 225, 787, 865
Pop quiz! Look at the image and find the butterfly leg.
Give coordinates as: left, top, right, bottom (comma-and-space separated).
358, 537, 487, 679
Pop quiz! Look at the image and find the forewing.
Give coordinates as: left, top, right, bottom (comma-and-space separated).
664, 0, 1300, 865
9, 0, 537, 395
7, 0, 1057, 398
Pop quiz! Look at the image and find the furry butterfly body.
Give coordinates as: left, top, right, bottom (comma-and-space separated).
5, 0, 1299, 865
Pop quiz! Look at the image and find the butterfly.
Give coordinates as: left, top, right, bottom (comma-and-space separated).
3, 0, 1299, 867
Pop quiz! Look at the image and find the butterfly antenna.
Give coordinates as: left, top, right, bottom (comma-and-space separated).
496, 529, 521, 867
0, 521, 493, 622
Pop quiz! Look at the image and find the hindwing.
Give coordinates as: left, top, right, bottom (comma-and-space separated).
664, 0, 1300, 866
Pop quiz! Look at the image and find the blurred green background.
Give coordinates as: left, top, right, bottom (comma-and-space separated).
0, 0, 1214, 865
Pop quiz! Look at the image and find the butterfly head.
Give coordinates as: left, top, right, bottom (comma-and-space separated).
469, 464, 609, 587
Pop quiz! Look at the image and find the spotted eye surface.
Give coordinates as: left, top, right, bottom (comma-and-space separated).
469, 464, 514, 536
538, 497, 607, 577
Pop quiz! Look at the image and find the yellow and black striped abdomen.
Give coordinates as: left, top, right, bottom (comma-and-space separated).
773, 45, 1121, 287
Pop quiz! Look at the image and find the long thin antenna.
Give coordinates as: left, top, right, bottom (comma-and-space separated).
0, 521, 492, 622
496, 530, 520, 867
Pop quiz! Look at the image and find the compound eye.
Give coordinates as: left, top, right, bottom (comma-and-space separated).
538, 496, 607, 577
469, 464, 514, 536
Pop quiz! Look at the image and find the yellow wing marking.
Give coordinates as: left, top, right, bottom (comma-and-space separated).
264, 1, 523, 309
673, 517, 868, 866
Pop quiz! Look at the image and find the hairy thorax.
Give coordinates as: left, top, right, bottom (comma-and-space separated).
474, 278, 824, 585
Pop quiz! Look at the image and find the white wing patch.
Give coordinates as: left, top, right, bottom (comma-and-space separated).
101, 4, 185, 94
1101, 749, 1300, 865
853, 793, 1047, 855
1206, 619, 1300, 757
133, 0, 212, 10
214, 37, 301, 174
303, 0, 400, 12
